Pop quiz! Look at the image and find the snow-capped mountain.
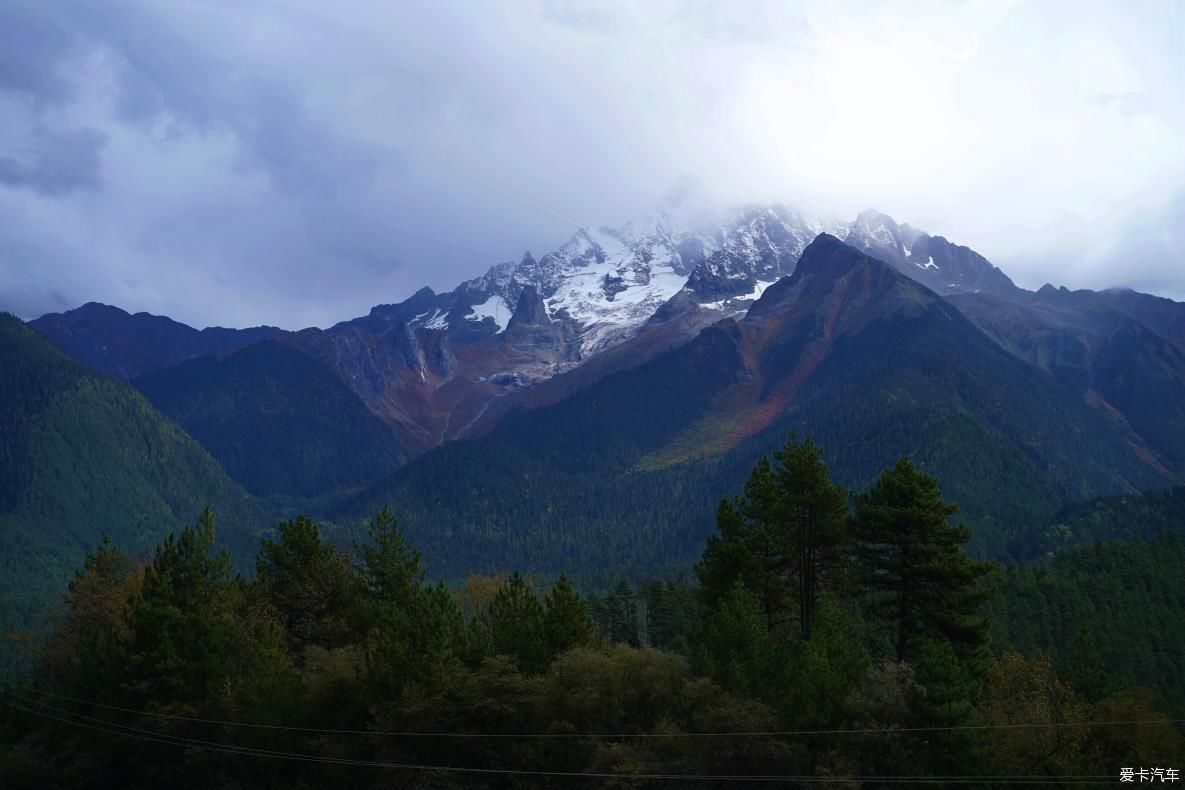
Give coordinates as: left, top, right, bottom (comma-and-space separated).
33, 202, 1034, 461
682, 206, 847, 311
407, 211, 718, 357
406, 205, 847, 361
844, 209, 1019, 298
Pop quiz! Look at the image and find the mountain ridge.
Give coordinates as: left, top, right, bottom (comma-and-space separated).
335, 237, 1178, 575
26, 205, 1185, 506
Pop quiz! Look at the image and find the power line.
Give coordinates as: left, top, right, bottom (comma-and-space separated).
5, 683, 1181, 739
0, 695, 1118, 785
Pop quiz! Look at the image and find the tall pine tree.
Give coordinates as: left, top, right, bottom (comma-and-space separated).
850, 457, 993, 664
487, 572, 548, 673
774, 435, 849, 640
698, 434, 849, 639
543, 574, 596, 657
256, 515, 355, 653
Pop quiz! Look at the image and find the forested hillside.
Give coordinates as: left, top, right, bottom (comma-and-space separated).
994, 532, 1185, 712
135, 340, 405, 501
3, 441, 1180, 787
0, 314, 264, 673
338, 239, 1175, 572
1008, 485, 1185, 560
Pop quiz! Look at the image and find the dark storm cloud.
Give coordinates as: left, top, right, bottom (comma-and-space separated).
0, 126, 106, 196
0, 0, 386, 197
0, 0, 1182, 328
0, 0, 416, 327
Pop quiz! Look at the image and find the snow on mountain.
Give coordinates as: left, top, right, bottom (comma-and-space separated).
536, 220, 709, 354
431, 204, 851, 358
468, 295, 511, 333
682, 205, 846, 315
842, 209, 1019, 298
423, 211, 724, 356
421, 309, 449, 330
384, 203, 1016, 400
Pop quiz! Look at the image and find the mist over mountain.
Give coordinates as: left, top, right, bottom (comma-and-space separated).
4, 4, 1185, 785
27, 204, 1185, 517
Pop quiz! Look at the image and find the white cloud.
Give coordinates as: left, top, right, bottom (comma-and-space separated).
1, 0, 1182, 327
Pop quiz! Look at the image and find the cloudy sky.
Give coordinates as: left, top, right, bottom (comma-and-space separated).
2, 0, 1183, 328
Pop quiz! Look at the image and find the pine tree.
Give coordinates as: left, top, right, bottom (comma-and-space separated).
910, 637, 989, 774
850, 457, 994, 664
693, 581, 777, 701
255, 515, 355, 653
487, 572, 548, 673
603, 580, 641, 646
781, 594, 869, 728
642, 578, 697, 651
357, 507, 471, 700
366, 579, 470, 702
774, 435, 849, 639
129, 508, 261, 709
697, 434, 849, 639
543, 574, 595, 657
43, 536, 142, 695
703, 456, 788, 632
357, 505, 423, 616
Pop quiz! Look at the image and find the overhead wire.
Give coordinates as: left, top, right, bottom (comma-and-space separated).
1, 694, 1119, 785
4, 683, 1181, 739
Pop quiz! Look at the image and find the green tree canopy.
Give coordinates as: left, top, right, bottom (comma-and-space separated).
697, 434, 849, 640
256, 514, 356, 654
850, 457, 994, 664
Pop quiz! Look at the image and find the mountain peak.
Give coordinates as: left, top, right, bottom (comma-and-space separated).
843, 211, 1020, 299
800, 231, 845, 255
787, 233, 874, 281
747, 234, 876, 317
856, 207, 895, 223
509, 284, 550, 327
43, 301, 133, 322
849, 209, 905, 248
747, 234, 943, 328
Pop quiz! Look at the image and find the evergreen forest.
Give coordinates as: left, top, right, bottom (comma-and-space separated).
3, 436, 1181, 787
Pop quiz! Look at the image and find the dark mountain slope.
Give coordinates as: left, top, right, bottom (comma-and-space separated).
30, 302, 281, 380
339, 237, 1175, 574
950, 291, 1185, 475
1033, 284, 1185, 349
134, 339, 405, 500
1091, 318, 1185, 470
0, 313, 263, 669
643, 236, 1166, 484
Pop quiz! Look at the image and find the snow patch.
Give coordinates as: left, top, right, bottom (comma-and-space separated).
467, 295, 510, 333
533, 219, 703, 355
700, 279, 775, 311
438, 204, 845, 360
